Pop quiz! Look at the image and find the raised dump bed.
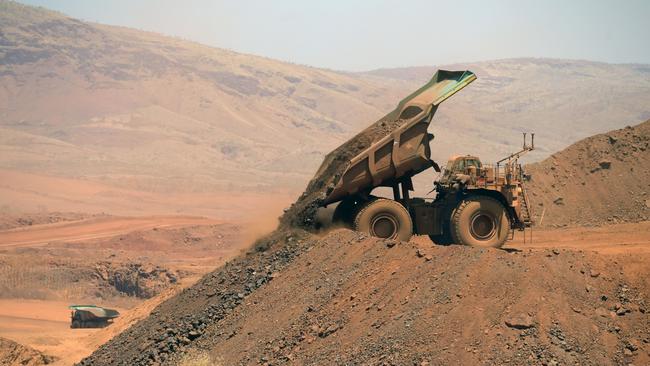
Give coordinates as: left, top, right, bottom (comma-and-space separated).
322, 70, 477, 205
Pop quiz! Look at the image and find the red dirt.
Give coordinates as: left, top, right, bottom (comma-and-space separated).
80, 224, 650, 366
0, 336, 57, 366
526, 120, 650, 227
77, 120, 650, 366
0, 215, 251, 365
0, 212, 102, 231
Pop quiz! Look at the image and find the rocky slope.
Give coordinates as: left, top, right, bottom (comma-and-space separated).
79, 230, 649, 366
78, 121, 650, 365
526, 120, 650, 227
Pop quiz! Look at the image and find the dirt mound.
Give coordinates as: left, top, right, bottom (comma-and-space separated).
0, 337, 57, 366
80, 229, 649, 366
79, 229, 310, 365
526, 120, 650, 227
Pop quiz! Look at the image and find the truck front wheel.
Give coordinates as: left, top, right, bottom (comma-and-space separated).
354, 199, 413, 241
450, 196, 510, 247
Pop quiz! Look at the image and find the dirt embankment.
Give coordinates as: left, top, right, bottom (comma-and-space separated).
0, 337, 57, 366
79, 229, 310, 365
526, 120, 650, 227
79, 229, 649, 366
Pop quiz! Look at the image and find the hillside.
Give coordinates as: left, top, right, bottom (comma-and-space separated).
2, 1, 650, 215
526, 120, 650, 227
0, 1, 411, 203
80, 229, 650, 366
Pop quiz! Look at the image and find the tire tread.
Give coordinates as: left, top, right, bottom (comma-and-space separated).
354, 198, 413, 241
450, 196, 510, 247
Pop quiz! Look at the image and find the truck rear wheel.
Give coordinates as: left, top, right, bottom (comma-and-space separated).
354, 199, 413, 241
450, 196, 510, 248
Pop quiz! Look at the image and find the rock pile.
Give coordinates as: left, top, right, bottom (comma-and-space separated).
526, 120, 650, 227
79, 230, 649, 366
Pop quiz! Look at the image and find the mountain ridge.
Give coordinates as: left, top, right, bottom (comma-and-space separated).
1, 0, 650, 215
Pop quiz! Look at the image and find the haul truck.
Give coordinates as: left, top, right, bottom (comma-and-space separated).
69, 305, 120, 328
323, 70, 534, 247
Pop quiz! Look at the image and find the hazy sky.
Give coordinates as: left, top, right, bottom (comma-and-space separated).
18, 0, 650, 71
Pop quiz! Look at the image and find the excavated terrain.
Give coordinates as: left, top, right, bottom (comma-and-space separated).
80, 230, 649, 366
78, 122, 650, 366
526, 120, 650, 227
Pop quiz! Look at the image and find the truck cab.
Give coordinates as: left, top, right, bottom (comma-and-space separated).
439, 155, 483, 185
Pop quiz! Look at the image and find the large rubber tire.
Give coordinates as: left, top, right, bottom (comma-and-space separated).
71, 320, 80, 329
354, 199, 413, 241
450, 196, 510, 248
